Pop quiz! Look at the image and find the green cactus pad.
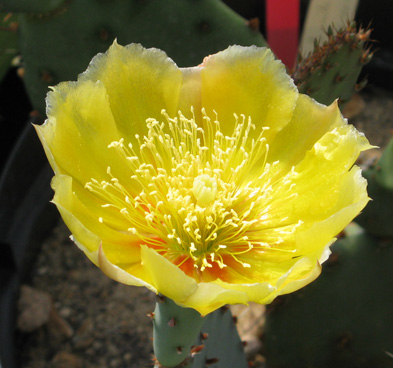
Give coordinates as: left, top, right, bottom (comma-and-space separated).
356, 137, 393, 237
374, 137, 393, 190
0, 0, 65, 13
13, 0, 266, 114
293, 22, 373, 106
191, 306, 248, 368
264, 225, 393, 368
153, 296, 205, 367
152, 298, 248, 368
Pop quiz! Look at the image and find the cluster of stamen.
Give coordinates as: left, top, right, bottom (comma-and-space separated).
85, 109, 302, 277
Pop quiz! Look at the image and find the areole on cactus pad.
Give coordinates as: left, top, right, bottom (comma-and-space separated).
35, 41, 371, 316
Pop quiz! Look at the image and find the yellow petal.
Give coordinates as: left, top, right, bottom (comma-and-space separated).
268, 95, 342, 169
198, 45, 298, 140
290, 126, 370, 224
181, 283, 248, 316
51, 174, 139, 258
212, 278, 275, 305
50, 175, 101, 264
213, 256, 320, 305
79, 41, 183, 139
275, 256, 321, 296
261, 123, 370, 249
98, 244, 155, 290
37, 41, 184, 189
141, 246, 198, 303
36, 79, 123, 186
295, 167, 369, 258
178, 67, 202, 116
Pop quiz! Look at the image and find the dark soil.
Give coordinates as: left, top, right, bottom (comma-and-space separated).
16, 221, 155, 368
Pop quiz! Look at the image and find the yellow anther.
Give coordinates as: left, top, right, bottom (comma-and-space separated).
85, 109, 302, 274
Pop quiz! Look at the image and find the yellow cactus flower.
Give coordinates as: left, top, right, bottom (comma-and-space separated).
36, 42, 371, 316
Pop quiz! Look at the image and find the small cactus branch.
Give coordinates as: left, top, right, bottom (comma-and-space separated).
152, 296, 205, 367
293, 21, 374, 106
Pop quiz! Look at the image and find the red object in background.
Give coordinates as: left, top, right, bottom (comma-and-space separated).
266, 0, 300, 70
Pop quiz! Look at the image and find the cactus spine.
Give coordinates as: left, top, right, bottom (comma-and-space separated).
292, 21, 373, 106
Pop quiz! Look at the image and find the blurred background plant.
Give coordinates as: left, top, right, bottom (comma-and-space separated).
0, 1, 392, 368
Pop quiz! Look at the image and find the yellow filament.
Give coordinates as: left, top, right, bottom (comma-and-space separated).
85, 109, 302, 272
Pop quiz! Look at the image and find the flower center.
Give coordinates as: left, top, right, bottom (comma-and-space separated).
193, 174, 217, 207
85, 109, 301, 279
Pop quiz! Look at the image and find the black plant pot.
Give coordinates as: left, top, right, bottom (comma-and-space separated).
0, 119, 59, 368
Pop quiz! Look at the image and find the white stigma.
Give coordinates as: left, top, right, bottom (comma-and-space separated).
193, 174, 218, 207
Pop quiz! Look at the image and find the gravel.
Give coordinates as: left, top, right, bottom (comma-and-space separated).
16, 221, 155, 368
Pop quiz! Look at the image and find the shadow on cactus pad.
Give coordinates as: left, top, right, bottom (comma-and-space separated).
263, 224, 393, 368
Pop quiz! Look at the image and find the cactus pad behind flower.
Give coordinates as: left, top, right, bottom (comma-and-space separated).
372, 137, 393, 190
264, 225, 393, 368
356, 137, 393, 237
191, 307, 248, 368
4, 0, 266, 114
293, 22, 373, 106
